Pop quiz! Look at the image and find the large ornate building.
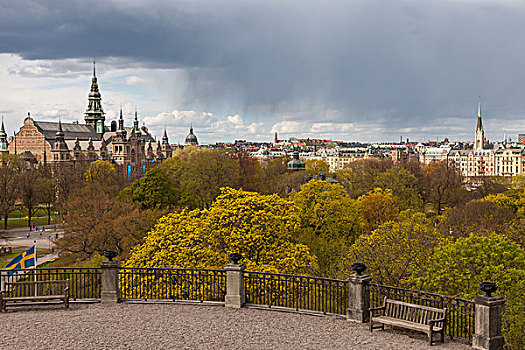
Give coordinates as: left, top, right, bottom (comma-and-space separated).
6, 61, 177, 169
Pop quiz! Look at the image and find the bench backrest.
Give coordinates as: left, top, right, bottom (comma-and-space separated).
4, 280, 69, 297
384, 298, 446, 327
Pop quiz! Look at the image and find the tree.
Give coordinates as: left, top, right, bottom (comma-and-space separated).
413, 233, 525, 349
233, 151, 263, 192
438, 200, 515, 239
58, 192, 164, 262
470, 176, 509, 199
274, 171, 309, 197
36, 176, 56, 225
422, 161, 464, 214
19, 168, 44, 230
358, 188, 399, 231
126, 167, 194, 210
292, 180, 362, 277
84, 160, 121, 196
305, 159, 330, 176
337, 158, 393, 198
0, 154, 23, 229
373, 166, 423, 210
158, 156, 187, 188
348, 210, 443, 286
260, 156, 289, 194
180, 150, 241, 208
126, 188, 317, 275
53, 162, 87, 209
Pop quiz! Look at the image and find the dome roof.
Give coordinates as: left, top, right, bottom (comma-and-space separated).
184, 126, 198, 145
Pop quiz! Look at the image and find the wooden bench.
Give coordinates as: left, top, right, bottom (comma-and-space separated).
370, 297, 447, 346
0, 280, 69, 312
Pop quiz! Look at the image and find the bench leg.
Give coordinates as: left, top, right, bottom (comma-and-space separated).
64, 297, 69, 309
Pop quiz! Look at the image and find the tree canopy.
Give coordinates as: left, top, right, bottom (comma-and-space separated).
126, 188, 317, 274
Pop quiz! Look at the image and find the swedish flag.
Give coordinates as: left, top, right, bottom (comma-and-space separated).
5, 246, 36, 276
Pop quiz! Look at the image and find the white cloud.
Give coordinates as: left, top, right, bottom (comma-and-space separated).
143, 110, 215, 127
271, 121, 309, 134
125, 76, 155, 86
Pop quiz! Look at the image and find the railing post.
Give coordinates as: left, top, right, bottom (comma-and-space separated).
224, 254, 246, 308
472, 284, 505, 350
101, 259, 120, 304
347, 263, 371, 323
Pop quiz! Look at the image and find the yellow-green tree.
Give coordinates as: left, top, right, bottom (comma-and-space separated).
84, 160, 120, 196
292, 180, 362, 277
160, 149, 240, 208
373, 166, 422, 211
358, 188, 399, 231
336, 158, 392, 198
126, 188, 317, 274
305, 159, 330, 176
413, 233, 525, 350
348, 210, 443, 286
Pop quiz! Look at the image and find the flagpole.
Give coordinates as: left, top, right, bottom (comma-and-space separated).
34, 240, 37, 296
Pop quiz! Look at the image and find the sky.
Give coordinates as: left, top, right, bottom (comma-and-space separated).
1, 0, 525, 144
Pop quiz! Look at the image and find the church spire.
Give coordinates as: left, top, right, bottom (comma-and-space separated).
474, 96, 485, 150
0, 116, 8, 152
476, 96, 483, 131
84, 58, 105, 129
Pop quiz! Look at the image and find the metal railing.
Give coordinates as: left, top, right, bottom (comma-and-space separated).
370, 283, 475, 342
0, 268, 101, 300
244, 271, 348, 315
119, 267, 226, 302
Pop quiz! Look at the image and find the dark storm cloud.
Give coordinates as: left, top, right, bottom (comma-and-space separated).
2, 0, 525, 140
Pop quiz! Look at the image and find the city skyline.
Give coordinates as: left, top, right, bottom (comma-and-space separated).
1, 1, 525, 143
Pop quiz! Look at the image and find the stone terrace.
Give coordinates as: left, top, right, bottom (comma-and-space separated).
2, 303, 472, 350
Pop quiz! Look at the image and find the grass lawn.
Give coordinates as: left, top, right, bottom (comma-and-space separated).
6, 215, 61, 229
0, 247, 51, 268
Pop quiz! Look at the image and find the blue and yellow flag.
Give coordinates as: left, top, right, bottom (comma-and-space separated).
6, 246, 36, 275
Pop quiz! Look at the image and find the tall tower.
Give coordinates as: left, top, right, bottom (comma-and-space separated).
161, 128, 172, 158
475, 96, 485, 150
84, 59, 105, 129
0, 116, 8, 154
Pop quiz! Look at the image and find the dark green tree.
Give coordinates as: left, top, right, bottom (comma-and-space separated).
128, 167, 194, 210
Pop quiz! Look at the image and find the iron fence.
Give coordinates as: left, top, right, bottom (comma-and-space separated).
0, 268, 101, 300
119, 267, 226, 302
244, 271, 348, 315
370, 283, 475, 342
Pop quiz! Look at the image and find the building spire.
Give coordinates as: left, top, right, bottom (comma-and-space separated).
85, 58, 105, 128
0, 115, 5, 135
0, 116, 8, 152
476, 96, 483, 131
474, 96, 485, 150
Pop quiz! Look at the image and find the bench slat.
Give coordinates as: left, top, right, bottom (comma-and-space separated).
372, 316, 443, 332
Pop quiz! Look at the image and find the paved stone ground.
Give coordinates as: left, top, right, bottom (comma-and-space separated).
1, 303, 472, 350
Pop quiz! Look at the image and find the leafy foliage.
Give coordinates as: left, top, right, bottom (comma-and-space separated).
292, 180, 362, 277
126, 188, 317, 274
358, 188, 399, 231
348, 210, 443, 286
127, 167, 194, 210
421, 161, 464, 213
413, 233, 525, 349
373, 166, 422, 211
